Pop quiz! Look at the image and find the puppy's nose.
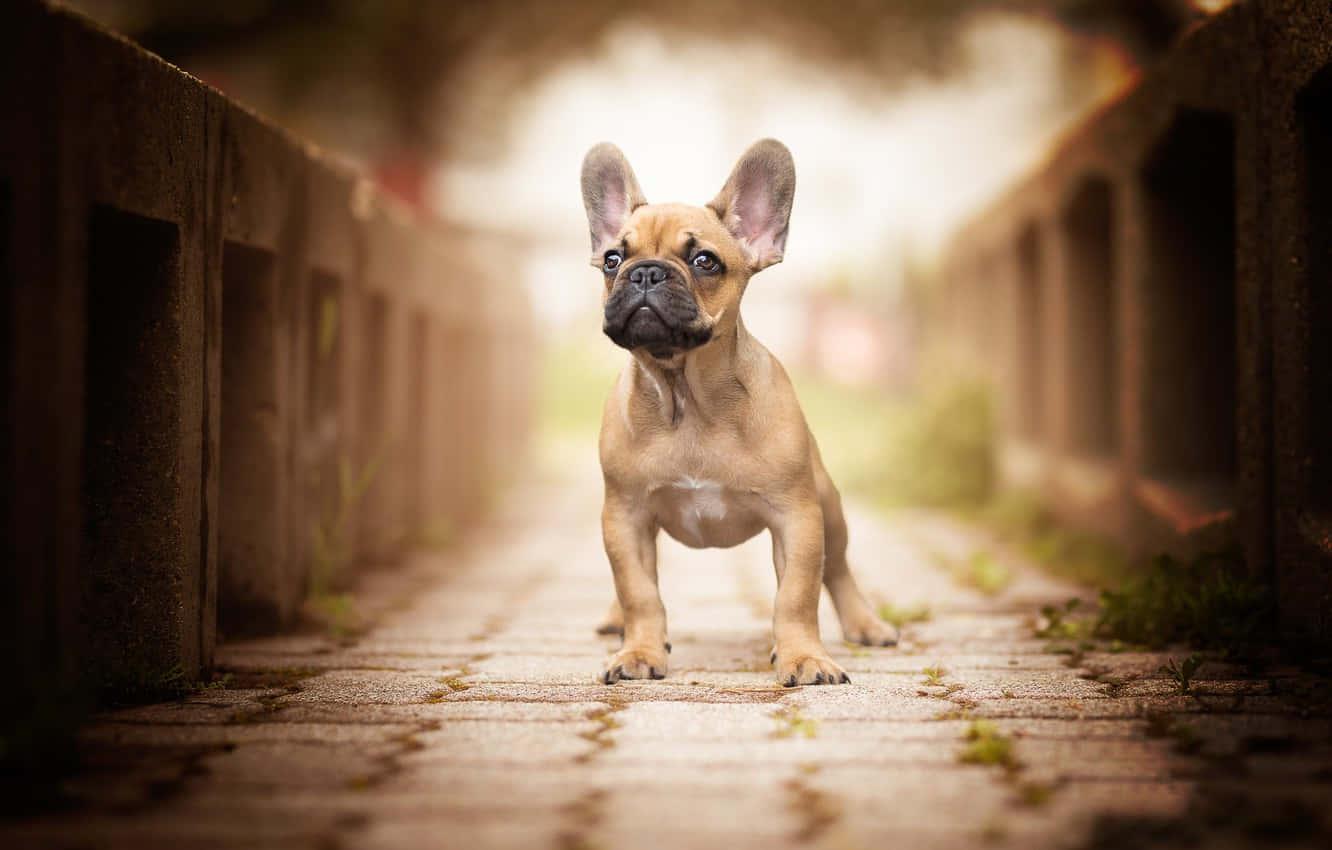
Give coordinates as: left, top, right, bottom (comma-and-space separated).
628, 261, 669, 290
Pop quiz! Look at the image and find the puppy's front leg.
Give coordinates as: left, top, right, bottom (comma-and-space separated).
600, 494, 669, 683
771, 505, 849, 686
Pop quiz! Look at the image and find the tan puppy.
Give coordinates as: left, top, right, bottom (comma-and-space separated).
581, 139, 897, 687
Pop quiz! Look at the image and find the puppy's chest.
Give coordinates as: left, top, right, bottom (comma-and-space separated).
646, 470, 768, 548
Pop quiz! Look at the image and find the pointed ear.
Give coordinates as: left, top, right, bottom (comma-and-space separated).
708, 139, 795, 271
581, 142, 647, 257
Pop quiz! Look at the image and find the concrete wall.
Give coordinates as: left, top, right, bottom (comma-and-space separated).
0, 1, 533, 704
943, 0, 1332, 644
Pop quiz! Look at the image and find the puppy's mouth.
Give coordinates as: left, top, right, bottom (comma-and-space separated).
603, 286, 712, 356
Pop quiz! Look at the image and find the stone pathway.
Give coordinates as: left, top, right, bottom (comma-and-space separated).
7, 445, 1332, 849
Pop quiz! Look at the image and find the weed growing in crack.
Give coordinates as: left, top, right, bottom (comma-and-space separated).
842, 642, 872, 658
228, 694, 290, 724
1158, 654, 1205, 696
1035, 598, 1089, 639
921, 665, 949, 686
980, 493, 1130, 587
935, 707, 974, 721
557, 788, 609, 850
575, 704, 626, 761
878, 602, 932, 629
1094, 547, 1271, 656
306, 448, 386, 640
772, 707, 819, 739
959, 720, 1019, 771
784, 777, 842, 844
959, 550, 1014, 596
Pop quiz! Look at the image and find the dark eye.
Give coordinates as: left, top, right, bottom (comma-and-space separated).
603, 251, 622, 273
691, 251, 721, 273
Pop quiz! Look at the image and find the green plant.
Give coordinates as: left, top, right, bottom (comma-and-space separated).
103, 663, 230, 705
959, 720, 1018, 770
842, 642, 872, 658
1095, 547, 1271, 655
1158, 654, 1204, 695
773, 707, 819, 739
960, 550, 1013, 596
309, 450, 385, 600
793, 373, 996, 511
1034, 598, 1087, 639
305, 592, 363, 640
1016, 781, 1056, 807
921, 665, 948, 686
981, 494, 1131, 589
878, 602, 932, 628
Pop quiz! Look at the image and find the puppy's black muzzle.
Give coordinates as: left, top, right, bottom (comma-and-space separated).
603, 261, 711, 354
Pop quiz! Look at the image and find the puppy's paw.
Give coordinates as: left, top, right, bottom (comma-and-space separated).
773, 651, 850, 687
843, 616, 899, 648
601, 646, 669, 684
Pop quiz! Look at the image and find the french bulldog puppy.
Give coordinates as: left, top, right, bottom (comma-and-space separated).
581, 139, 897, 687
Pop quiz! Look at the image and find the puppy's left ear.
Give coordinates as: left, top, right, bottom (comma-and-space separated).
581, 142, 647, 258
708, 138, 795, 271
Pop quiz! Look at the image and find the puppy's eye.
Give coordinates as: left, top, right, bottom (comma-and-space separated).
691, 251, 721, 273
603, 251, 623, 273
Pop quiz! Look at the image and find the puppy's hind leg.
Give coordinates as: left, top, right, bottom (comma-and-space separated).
818, 465, 898, 647
596, 599, 624, 636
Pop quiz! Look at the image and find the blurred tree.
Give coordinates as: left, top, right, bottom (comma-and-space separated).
66, 0, 1210, 165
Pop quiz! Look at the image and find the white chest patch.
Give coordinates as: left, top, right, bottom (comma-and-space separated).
673, 477, 727, 539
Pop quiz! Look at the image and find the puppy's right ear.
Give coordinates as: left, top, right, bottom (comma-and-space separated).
581, 143, 647, 259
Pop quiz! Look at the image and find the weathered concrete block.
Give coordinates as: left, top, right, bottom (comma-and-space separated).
1, 0, 536, 714
219, 241, 293, 632
58, 7, 214, 691
943, 0, 1331, 644
1263, 0, 1332, 645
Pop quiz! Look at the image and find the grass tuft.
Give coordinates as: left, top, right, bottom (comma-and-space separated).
959, 720, 1018, 770
958, 550, 1014, 596
1094, 547, 1271, 656
772, 707, 820, 739
1157, 654, 1205, 695
980, 493, 1130, 588
878, 602, 933, 628
1034, 598, 1089, 640
794, 373, 997, 510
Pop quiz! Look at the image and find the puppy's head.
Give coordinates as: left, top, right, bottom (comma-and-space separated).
580, 139, 795, 359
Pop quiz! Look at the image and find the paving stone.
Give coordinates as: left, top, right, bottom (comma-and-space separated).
357, 816, 568, 850
7, 463, 1332, 850
375, 764, 595, 805
466, 652, 620, 682
78, 721, 423, 748
258, 699, 612, 725
196, 740, 397, 788
218, 647, 473, 673
97, 698, 260, 725
401, 720, 603, 764
970, 698, 1162, 720
597, 786, 795, 849
282, 670, 460, 705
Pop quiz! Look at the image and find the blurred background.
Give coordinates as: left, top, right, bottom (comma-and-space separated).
69, 0, 1232, 510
